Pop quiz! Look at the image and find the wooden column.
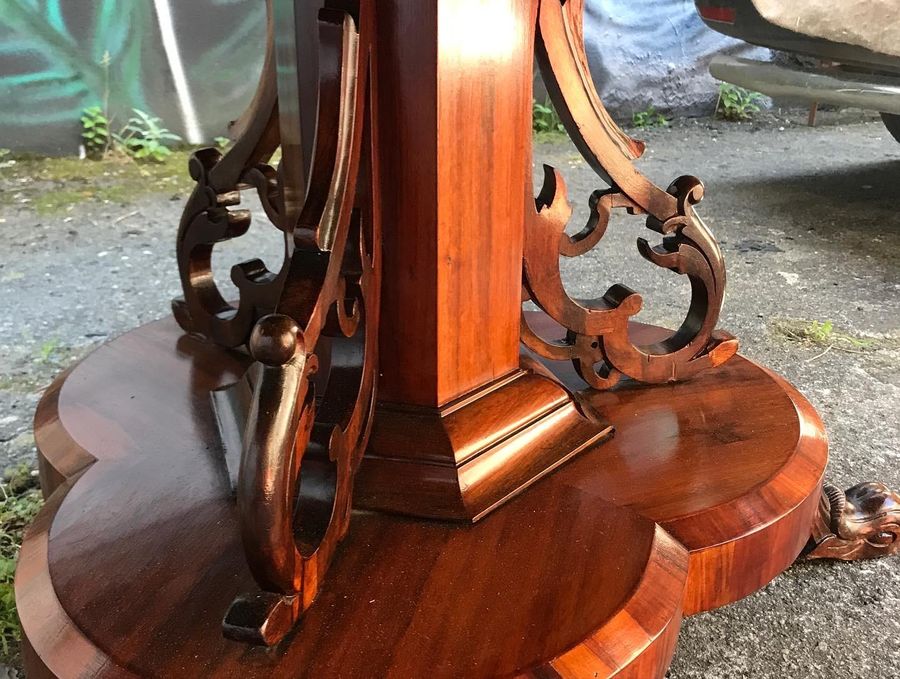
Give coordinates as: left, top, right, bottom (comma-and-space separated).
376, 0, 531, 406
359, 0, 611, 522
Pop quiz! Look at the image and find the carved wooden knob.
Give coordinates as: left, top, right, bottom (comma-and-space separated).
249, 314, 305, 366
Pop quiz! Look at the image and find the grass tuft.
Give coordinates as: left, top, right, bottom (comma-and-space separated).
632, 105, 670, 129
532, 98, 567, 141
769, 318, 895, 353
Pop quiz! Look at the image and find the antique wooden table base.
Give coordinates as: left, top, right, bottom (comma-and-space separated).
17, 1, 900, 677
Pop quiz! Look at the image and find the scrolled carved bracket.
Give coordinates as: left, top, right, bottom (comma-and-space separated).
803, 482, 900, 561
524, 0, 738, 390
172, 148, 287, 348
172, 1, 284, 348
173, 0, 379, 647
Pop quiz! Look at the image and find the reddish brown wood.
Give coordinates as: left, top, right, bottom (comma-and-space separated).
350, 0, 615, 523
19, 317, 829, 677
20, 320, 688, 678
171, 4, 283, 347
357, 367, 612, 521
376, 0, 534, 407
527, 313, 828, 615
523, 0, 738, 388
173, 0, 387, 645
18, 0, 839, 674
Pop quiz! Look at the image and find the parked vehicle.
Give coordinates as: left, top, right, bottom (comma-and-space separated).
695, 1, 900, 141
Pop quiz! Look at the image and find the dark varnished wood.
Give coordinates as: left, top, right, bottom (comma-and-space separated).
357, 367, 612, 521
183, 0, 617, 531
175, 0, 381, 645
523, 0, 738, 389
20, 317, 829, 677
174, 0, 385, 645
804, 482, 900, 561
20, 319, 688, 678
171, 0, 283, 347
171, 0, 742, 612
376, 0, 534, 407
361, 0, 620, 522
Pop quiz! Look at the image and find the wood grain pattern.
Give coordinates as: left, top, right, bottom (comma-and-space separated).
526, 313, 828, 614
21, 319, 687, 678
172, 0, 388, 645
172, 0, 284, 347
19, 0, 836, 674
376, 0, 534, 407
804, 481, 900, 561
358, 367, 612, 521
359, 0, 614, 523
20, 316, 829, 676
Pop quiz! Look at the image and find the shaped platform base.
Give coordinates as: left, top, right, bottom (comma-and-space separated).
18, 317, 828, 678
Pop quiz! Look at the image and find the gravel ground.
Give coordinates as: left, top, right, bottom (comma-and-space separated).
1, 111, 898, 677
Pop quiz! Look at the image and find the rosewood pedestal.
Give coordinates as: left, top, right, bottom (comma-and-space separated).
16, 1, 900, 677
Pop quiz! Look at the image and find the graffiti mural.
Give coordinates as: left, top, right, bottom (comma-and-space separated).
0, 1, 760, 155
0, 0, 266, 154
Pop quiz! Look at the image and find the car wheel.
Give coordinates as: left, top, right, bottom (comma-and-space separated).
882, 113, 900, 143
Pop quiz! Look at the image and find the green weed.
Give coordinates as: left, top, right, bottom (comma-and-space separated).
80, 106, 182, 164
81, 106, 112, 159
716, 83, 764, 121
37, 338, 60, 364
632, 105, 669, 129
533, 98, 566, 138
114, 109, 183, 163
770, 318, 891, 352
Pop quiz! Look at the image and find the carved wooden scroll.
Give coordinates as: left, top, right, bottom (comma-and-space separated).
172, 4, 283, 347
805, 482, 900, 561
523, 0, 738, 389
174, 0, 379, 647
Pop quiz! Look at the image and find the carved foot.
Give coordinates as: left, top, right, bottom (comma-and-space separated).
803, 482, 900, 561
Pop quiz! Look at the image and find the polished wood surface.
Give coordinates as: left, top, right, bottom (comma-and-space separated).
523, 0, 738, 390
21, 319, 687, 678
377, 0, 533, 407
21, 317, 828, 676
19, 0, 838, 674
349, 0, 614, 524
358, 368, 613, 521
805, 481, 900, 561
528, 312, 828, 614
172, 1, 386, 644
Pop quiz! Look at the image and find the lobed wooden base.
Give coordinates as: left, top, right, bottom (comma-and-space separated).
18, 317, 828, 678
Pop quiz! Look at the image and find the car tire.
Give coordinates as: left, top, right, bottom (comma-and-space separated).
882, 113, 900, 143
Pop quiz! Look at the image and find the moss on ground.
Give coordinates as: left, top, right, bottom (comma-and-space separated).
0, 150, 194, 215
0, 462, 43, 666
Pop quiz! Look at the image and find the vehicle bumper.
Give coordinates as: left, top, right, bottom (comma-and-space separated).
710, 55, 900, 115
